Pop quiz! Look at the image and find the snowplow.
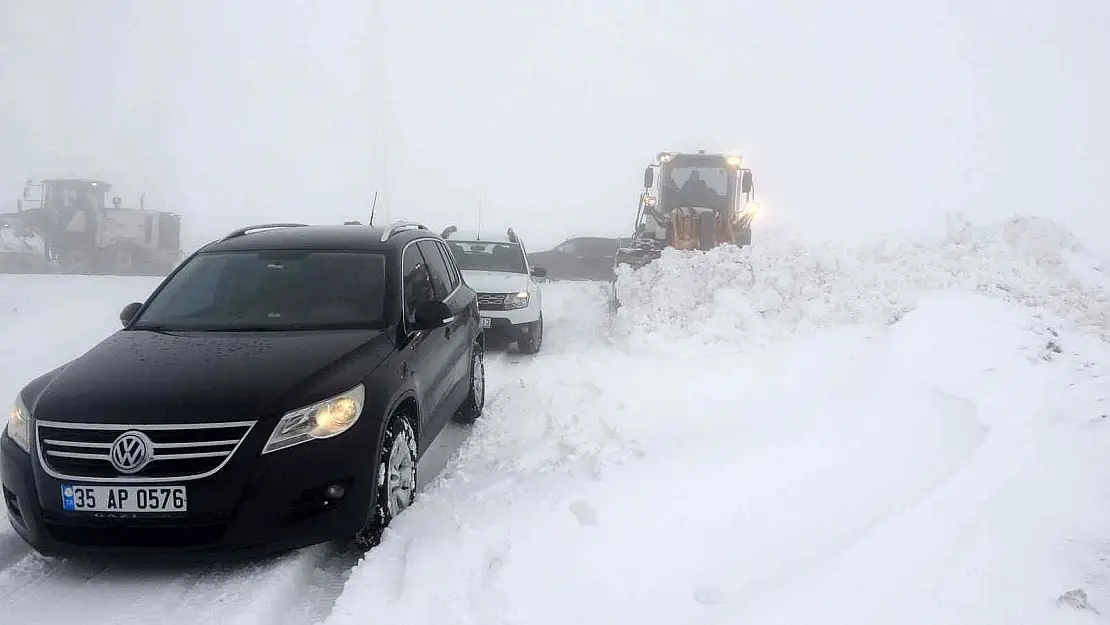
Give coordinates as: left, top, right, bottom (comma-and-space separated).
613, 150, 759, 273
0, 178, 183, 276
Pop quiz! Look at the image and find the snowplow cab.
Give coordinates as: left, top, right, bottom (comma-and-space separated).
614, 150, 759, 272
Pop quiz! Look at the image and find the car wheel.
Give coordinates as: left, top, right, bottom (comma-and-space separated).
518, 314, 543, 354
352, 413, 417, 550
452, 342, 485, 423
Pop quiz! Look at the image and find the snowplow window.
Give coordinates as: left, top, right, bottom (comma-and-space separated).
446, 241, 527, 274
666, 166, 728, 196
132, 250, 389, 331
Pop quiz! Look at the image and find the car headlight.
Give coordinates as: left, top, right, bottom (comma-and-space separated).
6, 395, 31, 453
262, 384, 365, 454
505, 291, 530, 309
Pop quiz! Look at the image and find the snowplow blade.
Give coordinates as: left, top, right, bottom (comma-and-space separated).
614, 245, 662, 272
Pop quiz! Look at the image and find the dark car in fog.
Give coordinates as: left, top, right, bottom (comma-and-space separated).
1, 220, 486, 559
527, 236, 629, 282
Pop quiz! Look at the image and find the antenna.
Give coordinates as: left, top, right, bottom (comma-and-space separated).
476, 195, 482, 239
369, 190, 379, 226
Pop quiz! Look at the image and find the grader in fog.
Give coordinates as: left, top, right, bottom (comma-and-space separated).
0, 178, 183, 276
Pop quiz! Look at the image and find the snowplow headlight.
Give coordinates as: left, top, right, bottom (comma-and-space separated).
658, 153, 673, 163
725, 155, 742, 167
6, 395, 31, 453
643, 195, 658, 207
262, 384, 365, 454
743, 201, 761, 214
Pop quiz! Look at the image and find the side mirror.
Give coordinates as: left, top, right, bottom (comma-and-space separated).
643, 166, 654, 189
741, 170, 753, 194
119, 302, 142, 326
15, 199, 22, 211
530, 266, 547, 278
412, 300, 453, 330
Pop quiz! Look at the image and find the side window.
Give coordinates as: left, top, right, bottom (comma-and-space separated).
582, 238, 617, 258
435, 241, 462, 290
402, 244, 435, 323
417, 240, 453, 299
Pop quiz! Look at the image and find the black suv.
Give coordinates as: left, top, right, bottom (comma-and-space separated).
1, 221, 485, 558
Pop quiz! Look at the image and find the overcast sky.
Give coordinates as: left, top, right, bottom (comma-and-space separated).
1, 0, 1106, 252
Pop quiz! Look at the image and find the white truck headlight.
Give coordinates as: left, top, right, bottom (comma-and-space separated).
505, 291, 530, 309
6, 395, 31, 453
262, 384, 365, 454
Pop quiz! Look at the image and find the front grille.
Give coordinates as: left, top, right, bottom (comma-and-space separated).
477, 292, 512, 311
36, 420, 256, 483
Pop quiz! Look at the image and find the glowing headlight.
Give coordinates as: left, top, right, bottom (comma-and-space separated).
505, 291, 531, 309
6, 395, 30, 453
725, 155, 742, 167
643, 195, 658, 207
743, 201, 761, 214
659, 153, 673, 163
262, 384, 365, 454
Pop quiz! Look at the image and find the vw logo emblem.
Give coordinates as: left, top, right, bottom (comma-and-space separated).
109, 431, 154, 474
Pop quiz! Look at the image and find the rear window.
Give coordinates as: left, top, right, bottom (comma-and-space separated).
133, 250, 388, 331
446, 240, 527, 274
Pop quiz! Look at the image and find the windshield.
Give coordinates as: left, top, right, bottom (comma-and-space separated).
133, 250, 388, 331
447, 240, 527, 273
664, 166, 729, 195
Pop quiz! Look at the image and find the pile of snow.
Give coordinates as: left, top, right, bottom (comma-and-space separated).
612, 216, 1110, 351
327, 288, 1110, 625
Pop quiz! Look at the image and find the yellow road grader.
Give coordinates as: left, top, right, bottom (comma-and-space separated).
0, 178, 183, 275
613, 150, 759, 273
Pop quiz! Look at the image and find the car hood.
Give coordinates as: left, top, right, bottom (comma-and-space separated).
460, 270, 530, 293
30, 329, 393, 425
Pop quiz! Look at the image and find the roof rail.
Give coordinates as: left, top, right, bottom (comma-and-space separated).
221, 223, 309, 241
440, 225, 458, 239
380, 220, 428, 242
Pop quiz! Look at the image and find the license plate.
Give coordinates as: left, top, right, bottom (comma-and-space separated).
482, 317, 492, 328
61, 484, 187, 513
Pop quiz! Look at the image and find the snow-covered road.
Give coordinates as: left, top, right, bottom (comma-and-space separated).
3, 216, 1110, 624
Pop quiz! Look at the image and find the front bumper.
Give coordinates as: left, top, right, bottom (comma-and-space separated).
481, 315, 540, 342
0, 420, 381, 562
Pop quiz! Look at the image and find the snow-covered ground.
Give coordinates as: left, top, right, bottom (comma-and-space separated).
4, 216, 1110, 624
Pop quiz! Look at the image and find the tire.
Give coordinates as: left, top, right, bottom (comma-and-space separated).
452, 342, 486, 423
697, 214, 716, 250
352, 413, 417, 550
518, 315, 543, 354
735, 228, 752, 247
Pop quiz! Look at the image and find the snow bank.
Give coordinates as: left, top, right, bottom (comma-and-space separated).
612, 216, 1110, 351
326, 288, 1110, 625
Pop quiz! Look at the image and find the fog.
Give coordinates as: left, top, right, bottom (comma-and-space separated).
2, 0, 1106, 253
